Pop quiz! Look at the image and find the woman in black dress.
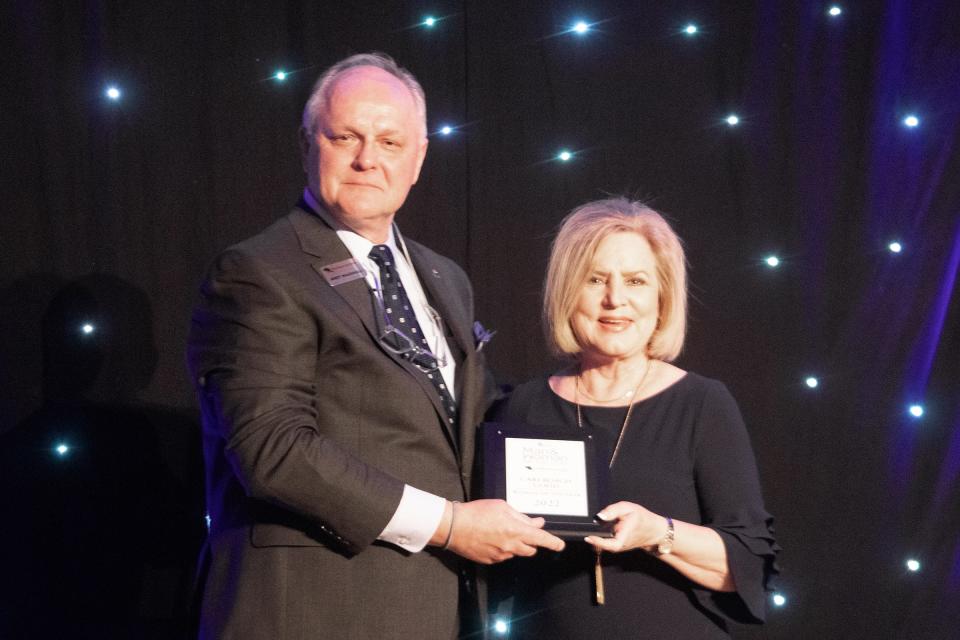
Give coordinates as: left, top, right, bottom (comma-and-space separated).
493, 198, 779, 638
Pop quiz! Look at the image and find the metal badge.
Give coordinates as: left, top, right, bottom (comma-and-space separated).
319, 258, 367, 287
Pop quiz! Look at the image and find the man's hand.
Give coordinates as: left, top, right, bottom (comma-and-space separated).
431, 499, 565, 564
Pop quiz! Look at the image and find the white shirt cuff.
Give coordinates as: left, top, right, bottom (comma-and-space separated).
377, 485, 447, 552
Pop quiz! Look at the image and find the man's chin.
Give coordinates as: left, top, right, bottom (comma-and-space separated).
328, 203, 396, 235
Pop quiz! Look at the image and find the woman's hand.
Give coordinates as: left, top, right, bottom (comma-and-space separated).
585, 501, 736, 592
584, 501, 668, 553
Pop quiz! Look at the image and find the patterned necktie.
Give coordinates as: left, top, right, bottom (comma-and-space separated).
368, 244, 458, 428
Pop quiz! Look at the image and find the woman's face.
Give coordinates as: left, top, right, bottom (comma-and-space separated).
570, 231, 660, 364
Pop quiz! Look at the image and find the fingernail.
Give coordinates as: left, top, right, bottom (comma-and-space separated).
596, 512, 609, 521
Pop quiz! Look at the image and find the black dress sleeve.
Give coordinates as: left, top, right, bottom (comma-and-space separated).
690, 379, 781, 623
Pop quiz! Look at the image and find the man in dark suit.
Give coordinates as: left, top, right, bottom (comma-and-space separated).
187, 53, 564, 639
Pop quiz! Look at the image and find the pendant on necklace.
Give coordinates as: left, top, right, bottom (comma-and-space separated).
594, 548, 606, 605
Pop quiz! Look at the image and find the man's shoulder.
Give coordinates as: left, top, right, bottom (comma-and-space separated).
403, 236, 469, 281
224, 206, 316, 258
198, 205, 328, 286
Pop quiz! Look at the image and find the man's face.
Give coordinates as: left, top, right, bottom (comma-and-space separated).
300, 66, 428, 240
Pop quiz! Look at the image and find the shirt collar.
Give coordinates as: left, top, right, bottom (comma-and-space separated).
302, 187, 400, 260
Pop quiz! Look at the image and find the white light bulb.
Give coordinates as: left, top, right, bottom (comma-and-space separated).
772, 593, 786, 606
888, 241, 903, 253
684, 24, 698, 35
440, 125, 453, 136
805, 377, 819, 388
909, 404, 924, 418
765, 256, 780, 267
573, 21, 589, 34
105, 86, 121, 100
829, 6, 842, 17
493, 619, 509, 634
726, 114, 740, 126
557, 150, 572, 162
903, 115, 919, 128
275, 71, 287, 81
424, 16, 436, 27
906, 559, 921, 572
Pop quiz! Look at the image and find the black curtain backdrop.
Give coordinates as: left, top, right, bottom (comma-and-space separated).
3, 2, 959, 638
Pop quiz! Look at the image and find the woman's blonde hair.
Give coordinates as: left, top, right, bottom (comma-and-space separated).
543, 197, 687, 361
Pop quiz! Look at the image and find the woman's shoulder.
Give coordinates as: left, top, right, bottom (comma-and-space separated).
662, 367, 730, 397
487, 376, 552, 422
508, 375, 554, 405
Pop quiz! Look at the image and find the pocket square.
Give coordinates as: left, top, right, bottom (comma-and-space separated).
473, 321, 496, 352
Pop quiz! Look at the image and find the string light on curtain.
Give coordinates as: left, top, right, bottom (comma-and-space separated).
104, 85, 121, 101
571, 20, 591, 35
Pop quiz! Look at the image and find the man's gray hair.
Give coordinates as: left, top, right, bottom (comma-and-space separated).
301, 52, 427, 135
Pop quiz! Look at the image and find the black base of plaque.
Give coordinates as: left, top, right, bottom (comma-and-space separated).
541, 519, 614, 540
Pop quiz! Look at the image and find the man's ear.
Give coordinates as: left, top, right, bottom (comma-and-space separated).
298, 127, 312, 171
411, 136, 429, 185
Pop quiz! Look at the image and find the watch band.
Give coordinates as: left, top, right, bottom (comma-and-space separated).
655, 516, 675, 556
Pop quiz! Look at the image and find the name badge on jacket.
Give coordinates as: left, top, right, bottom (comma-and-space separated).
320, 258, 366, 287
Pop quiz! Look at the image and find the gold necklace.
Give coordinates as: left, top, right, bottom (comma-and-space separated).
575, 357, 653, 469
575, 357, 654, 606
576, 380, 639, 404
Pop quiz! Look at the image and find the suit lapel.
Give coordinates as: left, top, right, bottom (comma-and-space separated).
406, 244, 473, 359
289, 205, 461, 454
406, 242, 479, 469
289, 206, 380, 344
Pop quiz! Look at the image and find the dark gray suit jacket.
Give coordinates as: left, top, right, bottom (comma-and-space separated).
187, 203, 495, 639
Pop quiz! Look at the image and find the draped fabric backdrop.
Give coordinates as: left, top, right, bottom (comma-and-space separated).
2, 2, 959, 638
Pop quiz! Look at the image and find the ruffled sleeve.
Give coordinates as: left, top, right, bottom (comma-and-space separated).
690, 379, 782, 623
